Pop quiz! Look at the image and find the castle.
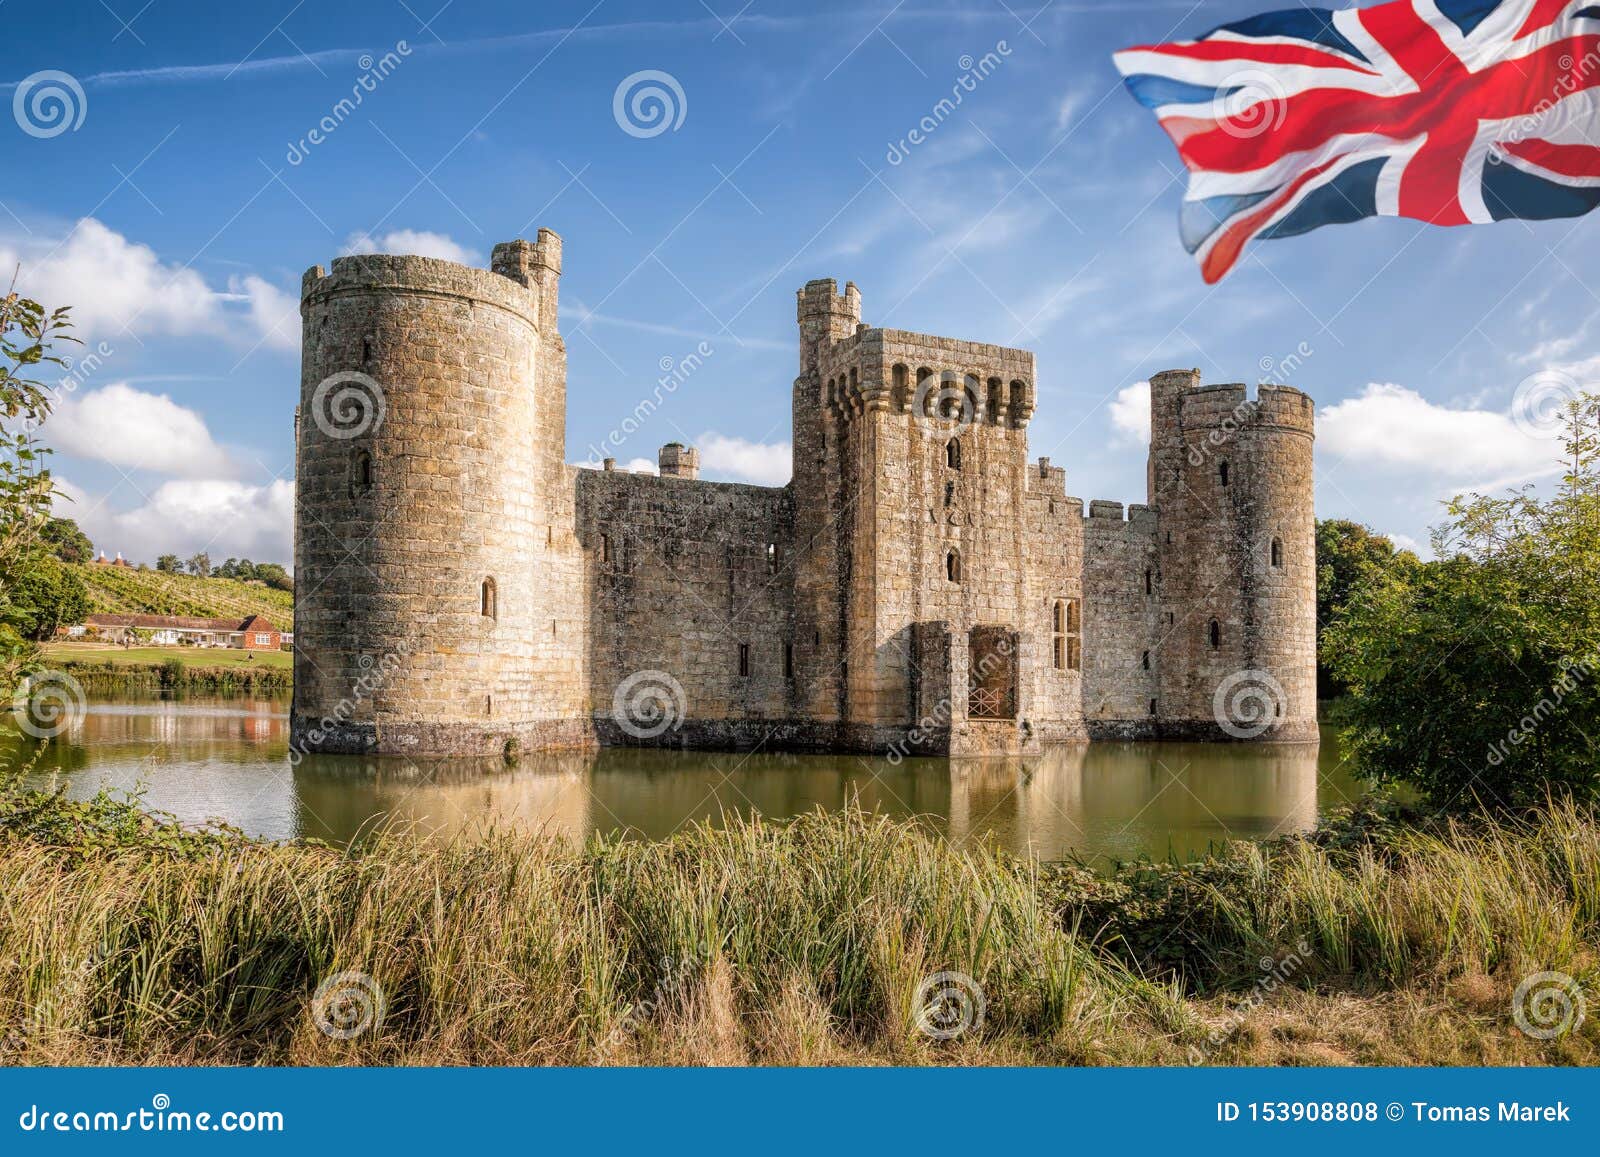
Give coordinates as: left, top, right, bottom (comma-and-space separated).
292, 231, 1317, 759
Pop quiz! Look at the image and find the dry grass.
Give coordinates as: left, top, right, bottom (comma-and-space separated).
0, 799, 1596, 1067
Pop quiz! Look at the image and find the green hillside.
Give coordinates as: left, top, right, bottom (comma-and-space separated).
71, 564, 293, 628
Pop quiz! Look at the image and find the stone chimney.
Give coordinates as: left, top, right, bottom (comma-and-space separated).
659, 442, 699, 479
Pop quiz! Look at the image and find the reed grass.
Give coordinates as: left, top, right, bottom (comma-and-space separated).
0, 789, 1595, 1066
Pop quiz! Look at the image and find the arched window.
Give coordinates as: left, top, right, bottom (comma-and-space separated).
1008, 379, 1028, 424
766, 542, 779, 573
946, 550, 961, 583
1051, 598, 1080, 670
1141, 650, 1150, 670
891, 363, 910, 411
481, 577, 497, 621
1219, 461, 1230, 486
1270, 538, 1283, 567
946, 437, 961, 470
350, 450, 372, 497
987, 378, 1004, 425
1144, 568, 1153, 596
1208, 619, 1220, 648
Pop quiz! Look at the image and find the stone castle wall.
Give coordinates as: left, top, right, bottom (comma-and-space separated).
293, 242, 1317, 758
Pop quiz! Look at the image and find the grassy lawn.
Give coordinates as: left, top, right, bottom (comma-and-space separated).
42, 643, 292, 670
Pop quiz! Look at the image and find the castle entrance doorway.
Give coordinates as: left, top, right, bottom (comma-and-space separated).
967, 626, 1018, 720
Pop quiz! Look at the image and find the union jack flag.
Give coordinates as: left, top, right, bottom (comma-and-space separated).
1113, 0, 1600, 281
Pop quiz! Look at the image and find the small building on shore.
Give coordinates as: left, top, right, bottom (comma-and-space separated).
69, 613, 286, 650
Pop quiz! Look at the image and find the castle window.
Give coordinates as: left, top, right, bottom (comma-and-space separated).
1008, 379, 1028, 424
946, 550, 961, 583
944, 480, 955, 507
783, 642, 794, 679
485, 694, 493, 717
599, 534, 611, 564
738, 643, 750, 677
1149, 698, 1158, 716
361, 336, 372, 365
481, 578, 497, 621
1144, 568, 1153, 596
1219, 461, 1230, 486
987, 378, 1004, 425
766, 542, 778, 573
1270, 537, 1283, 568
946, 437, 962, 470
350, 450, 373, 498
892, 364, 910, 412
1051, 598, 1080, 671
1141, 650, 1150, 670
1208, 619, 1220, 648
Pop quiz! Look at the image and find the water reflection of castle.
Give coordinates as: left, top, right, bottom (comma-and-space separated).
290, 744, 1327, 862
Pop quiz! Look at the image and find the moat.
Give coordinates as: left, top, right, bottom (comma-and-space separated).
3, 691, 1360, 864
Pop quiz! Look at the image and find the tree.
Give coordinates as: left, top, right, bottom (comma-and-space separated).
39, 516, 93, 565
0, 289, 75, 699
7, 556, 89, 640
1326, 394, 1600, 810
156, 554, 181, 573
253, 562, 293, 592
1314, 519, 1418, 697
186, 552, 211, 578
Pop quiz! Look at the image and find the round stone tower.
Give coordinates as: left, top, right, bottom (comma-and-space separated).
293, 231, 584, 757
1149, 368, 1317, 741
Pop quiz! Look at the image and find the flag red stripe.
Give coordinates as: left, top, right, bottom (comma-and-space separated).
1502, 138, 1600, 177
1133, 38, 1379, 74
1200, 153, 1349, 282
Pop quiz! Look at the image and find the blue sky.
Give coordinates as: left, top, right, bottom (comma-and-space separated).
5, 0, 1595, 566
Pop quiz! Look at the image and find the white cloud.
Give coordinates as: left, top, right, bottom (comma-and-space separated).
224, 275, 299, 351
54, 478, 294, 566
46, 383, 237, 478
697, 432, 792, 486
1108, 380, 1150, 445
1055, 86, 1090, 133
2, 218, 217, 340
341, 229, 480, 266
0, 217, 297, 351
1318, 383, 1562, 488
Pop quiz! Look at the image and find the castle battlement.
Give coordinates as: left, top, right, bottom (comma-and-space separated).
293, 240, 1318, 760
